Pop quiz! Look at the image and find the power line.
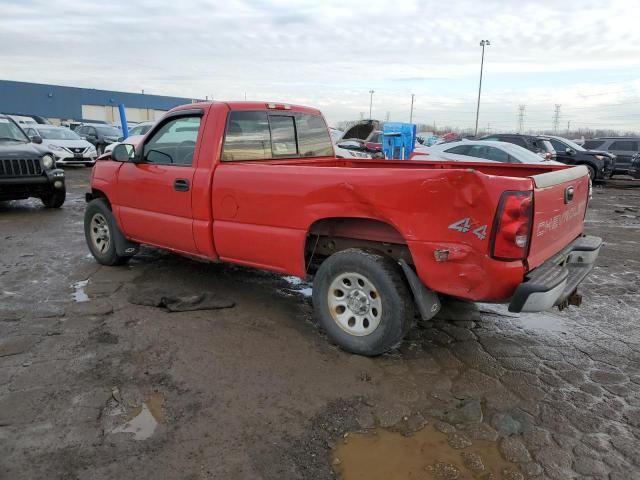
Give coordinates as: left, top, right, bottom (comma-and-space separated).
518, 105, 526, 133
552, 104, 561, 133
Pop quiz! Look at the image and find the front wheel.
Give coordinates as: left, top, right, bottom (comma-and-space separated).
84, 199, 130, 266
40, 187, 66, 208
312, 249, 414, 356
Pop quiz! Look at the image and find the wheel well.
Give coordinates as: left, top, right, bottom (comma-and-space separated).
91, 189, 111, 209
304, 217, 413, 272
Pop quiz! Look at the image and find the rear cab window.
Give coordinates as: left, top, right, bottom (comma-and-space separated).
222, 110, 333, 161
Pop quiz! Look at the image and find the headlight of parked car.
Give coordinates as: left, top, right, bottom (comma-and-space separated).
594, 155, 605, 161
42, 154, 54, 169
49, 144, 65, 152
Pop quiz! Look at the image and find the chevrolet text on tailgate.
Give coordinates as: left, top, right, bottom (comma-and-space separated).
84, 101, 602, 356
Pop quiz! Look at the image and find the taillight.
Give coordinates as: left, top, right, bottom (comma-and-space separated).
491, 191, 533, 260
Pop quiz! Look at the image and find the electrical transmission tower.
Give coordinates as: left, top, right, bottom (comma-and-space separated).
518, 105, 526, 133
552, 104, 561, 133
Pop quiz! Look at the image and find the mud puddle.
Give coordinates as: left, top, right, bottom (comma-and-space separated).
333, 424, 521, 480
282, 275, 313, 297
111, 393, 165, 441
71, 279, 90, 302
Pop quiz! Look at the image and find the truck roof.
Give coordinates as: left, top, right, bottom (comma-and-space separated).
170, 101, 323, 116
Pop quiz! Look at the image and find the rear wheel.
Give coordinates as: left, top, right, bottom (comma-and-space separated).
84, 199, 129, 266
313, 249, 414, 356
40, 187, 66, 208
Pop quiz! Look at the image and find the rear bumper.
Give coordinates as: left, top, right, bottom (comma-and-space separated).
508, 235, 602, 313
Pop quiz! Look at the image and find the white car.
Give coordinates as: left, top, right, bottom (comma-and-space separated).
329, 128, 372, 159
22, 125, 97, 166
104, 121, 155, 154
411, 140, 563, 165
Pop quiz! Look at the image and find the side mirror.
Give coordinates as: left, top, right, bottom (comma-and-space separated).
112, 143, 136, 162
117, 136, 124, 142
566, 147, 575, 155
30, 135, 43, 144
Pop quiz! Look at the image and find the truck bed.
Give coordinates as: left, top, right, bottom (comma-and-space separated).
264, 157, 567, 179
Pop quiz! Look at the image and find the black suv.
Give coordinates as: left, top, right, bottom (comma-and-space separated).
541, 135, 616, 180
482, 133, 615, 180
0, 114, 66, 208
75, 124, 122, 156
582, 137, 640, 175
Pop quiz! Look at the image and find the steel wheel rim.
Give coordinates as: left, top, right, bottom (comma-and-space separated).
328, 272, 382, 336
90, 213, 111, 254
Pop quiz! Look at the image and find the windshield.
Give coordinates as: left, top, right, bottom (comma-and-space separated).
0, 118, 29, 142
95, 126, 121, 136
38, 127, 82, 140
553, 136, 585, 152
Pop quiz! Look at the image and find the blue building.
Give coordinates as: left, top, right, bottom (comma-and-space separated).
0, 80, 201, 125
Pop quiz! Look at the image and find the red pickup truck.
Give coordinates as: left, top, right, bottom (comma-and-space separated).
85, 101, 601, 355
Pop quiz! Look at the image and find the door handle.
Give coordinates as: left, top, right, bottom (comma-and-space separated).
174, 178, 190, 192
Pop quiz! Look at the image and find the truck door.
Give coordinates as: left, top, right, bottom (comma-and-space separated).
116, 112, 202, 253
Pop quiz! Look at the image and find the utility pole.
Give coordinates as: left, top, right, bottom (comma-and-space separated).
553, 104, 561, 134
368, 90, 375, 120
409, 93, 415, 123
518, 105, 526, 133
474, 40, 490, 137
566, 120, 571, 136
385, 111, 390, 122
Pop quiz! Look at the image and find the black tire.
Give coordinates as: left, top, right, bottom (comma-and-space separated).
584, 165, 596, 181
40, 187, 66, 208
312, 249, 414, 356
84, 199, 129, 266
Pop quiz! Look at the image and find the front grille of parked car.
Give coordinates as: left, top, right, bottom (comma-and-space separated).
0, 158, 43, 177
72, 147, 84, 153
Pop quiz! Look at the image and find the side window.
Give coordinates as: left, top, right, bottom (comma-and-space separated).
485, 147, 510, 162
444, 145, 471, 155
143, 116, 201, 166
509, 137, 527, 148
89, 127, 98, 137
583, 140, 604, 150
76, 126, 86, 135
296, 113, 334, 157
269, 115, 297, 157
24, 128, 36, 137
548, 139, 567, 152
609, 140, 638, 151
222, 111, 272, 161
467, 146, 491, 159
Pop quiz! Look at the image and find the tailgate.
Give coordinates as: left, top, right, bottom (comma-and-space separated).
527, 166, 590, 269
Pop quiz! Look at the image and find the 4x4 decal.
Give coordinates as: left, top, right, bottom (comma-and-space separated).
448, 217, 488, 240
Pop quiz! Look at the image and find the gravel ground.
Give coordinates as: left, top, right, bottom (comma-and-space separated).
0, 169, 639, 480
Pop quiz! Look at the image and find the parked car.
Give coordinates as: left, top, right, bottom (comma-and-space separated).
629, 153, 640, 179
84, 101, 600, 356
0, 114, 66, 207
104, 121, 156, 154
411, 140, 563, 165
540, 135, 616, 181
483, 134, 615, 180
480, 134, 555, 159
22, 125, 97, 166
336, 120, 384, 158
75, 124, 122, 155
582, 137, 640, 175
104, 135, 144, 155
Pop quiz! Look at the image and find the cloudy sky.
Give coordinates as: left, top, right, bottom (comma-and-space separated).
2, 0, 640, 132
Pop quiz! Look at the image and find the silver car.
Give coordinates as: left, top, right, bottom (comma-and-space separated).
23, 125, 97, 166
411, 140, 562, 165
